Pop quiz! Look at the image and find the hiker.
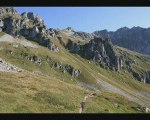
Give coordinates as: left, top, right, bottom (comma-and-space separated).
80, 102, 85, 111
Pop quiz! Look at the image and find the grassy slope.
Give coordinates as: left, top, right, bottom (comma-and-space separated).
0, 72, 140, 113
0, 32, 150, 112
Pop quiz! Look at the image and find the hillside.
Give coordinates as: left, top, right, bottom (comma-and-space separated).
0, 7, 150, 113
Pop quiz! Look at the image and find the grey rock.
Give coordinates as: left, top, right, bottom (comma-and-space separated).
0, 19, 4, 27
126, 60, 134, 67
72, 69, 81, 78
27, 12, 36, 20
3, 17, 21, 36
65, 64, 80, 78
54, 62, 61, 69
21, 12, 28, 18
0, 7, 59, 53
47, 41, 59, 52
66, 40, 80, 53
26, 55, 42, 64
80, 37, 122, 70
132, 71, 150, 84
0, 7, 18, 17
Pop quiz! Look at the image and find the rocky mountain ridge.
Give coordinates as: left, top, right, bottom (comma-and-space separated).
92, 27, 150, 55
0, 7, 59, 52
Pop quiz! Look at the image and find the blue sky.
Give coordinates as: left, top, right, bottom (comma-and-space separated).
16, 7, 150, 33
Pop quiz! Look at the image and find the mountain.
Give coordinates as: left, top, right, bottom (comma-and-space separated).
0, 7, 150, 113
93, 27, 150, 55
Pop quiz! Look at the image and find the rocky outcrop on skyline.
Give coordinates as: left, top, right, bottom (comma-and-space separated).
0, 7, 59, 52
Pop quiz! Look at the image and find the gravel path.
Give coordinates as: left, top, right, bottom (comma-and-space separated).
0, 34, 38, 48
0, 58, 23, 72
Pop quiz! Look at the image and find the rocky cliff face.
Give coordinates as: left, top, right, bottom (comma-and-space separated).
81, 37, 123, 71
66, 36, 123, 71
0, 7, 18, 17
132, 71, 150, 84
93, 27, 150, 55
0, 7, 59, 52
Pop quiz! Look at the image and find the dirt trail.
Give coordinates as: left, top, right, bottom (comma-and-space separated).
79, 93, 96, 113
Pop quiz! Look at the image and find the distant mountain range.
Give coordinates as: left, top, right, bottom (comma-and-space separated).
92, 27, 150, 55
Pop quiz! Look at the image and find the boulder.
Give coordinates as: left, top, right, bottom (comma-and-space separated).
71, 69, 81, 78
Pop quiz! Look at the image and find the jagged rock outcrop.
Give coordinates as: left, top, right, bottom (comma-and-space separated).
3, 17, 21, 36
80, 37, 123, 71
93, 27, 150, 55
25, 55, 42, 65
64, 64, 81, 78
66, 39, 80, 53
46, 56, 81, 78
0, 7, 59, 52
132, 71, 150, 84
0, 7, 18, 17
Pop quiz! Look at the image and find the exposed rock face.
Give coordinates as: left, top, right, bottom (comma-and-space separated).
46, 56, 81, 78
26, 55, 42, 65
93, 27, 150, 55
3, 17, 21, 36
0, 7, 18, 17
66, 39, 80, 53
81, 37, 123, 71
0, 7, 59, 52
65, 64, 81, 78
47, 41, 59, 52
133, 71, 150, 84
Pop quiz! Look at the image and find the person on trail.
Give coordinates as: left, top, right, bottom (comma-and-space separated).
80, 102, 85, 111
